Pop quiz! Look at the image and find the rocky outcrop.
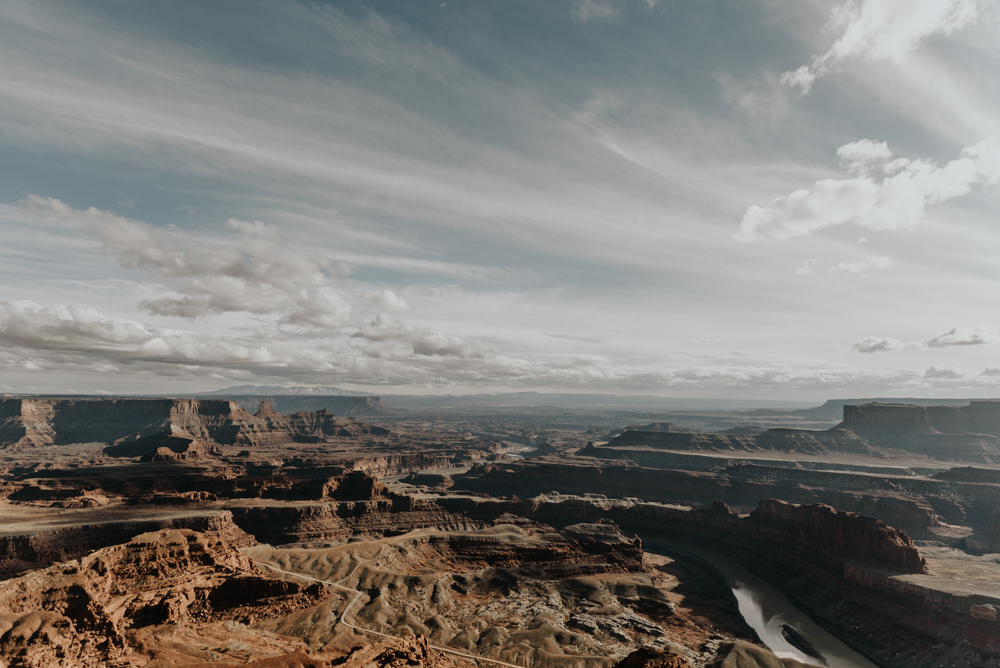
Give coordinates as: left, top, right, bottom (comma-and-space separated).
0, 528, 329, 667
967, 510, 1000, 553
831, 401, 1000, 460
229, 404, 390, 447
745, 499, 928, 573
221, 394, 393, 416
0, 510, 253, 579
839, 401, 1000, 436
0, 398, 389, 454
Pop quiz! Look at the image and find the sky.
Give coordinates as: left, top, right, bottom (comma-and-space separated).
1, 0, 1000, 399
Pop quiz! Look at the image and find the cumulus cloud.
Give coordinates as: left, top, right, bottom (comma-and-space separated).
853, 336, 907, 353
0, 299, 980, 393
21, 196, 354, 329
369, 289, 411, 313
735, 138, 1000, 241
837, 139, 894, 176
925, 364, 967, 379
782, 0, 985, 93
981, 368, 1000, 376
926, 325, 1000, 347
853, 325, 998, 353
830, 256, 891, 273
352, 314, 494, 359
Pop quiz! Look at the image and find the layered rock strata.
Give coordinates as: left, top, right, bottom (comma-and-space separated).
0, 510, 253, 579
0, 526, 330, 667
459, 461, 956, 538
0, 398, 389, 453
226, 488, 1000, 667
595, 401, 1000, 462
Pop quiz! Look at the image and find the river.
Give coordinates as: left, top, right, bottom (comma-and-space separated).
643, 539, 878, 668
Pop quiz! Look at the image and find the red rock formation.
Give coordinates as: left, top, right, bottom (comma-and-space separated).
223, 393, 392, 416
597, 401, 1000, 461
459, 461, 949, 537
0, 528, 329, 666
0, 510, 253, 579
745, 499, 928, 574
969, 510, 1000, 553
0, 398, 389, 455
836, 402, 1000, 459
839, 401, 1000, 436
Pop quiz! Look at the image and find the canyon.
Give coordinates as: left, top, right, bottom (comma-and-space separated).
1, 396, 999, 667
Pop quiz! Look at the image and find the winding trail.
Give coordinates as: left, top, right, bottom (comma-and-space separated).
253, 551, 527, 668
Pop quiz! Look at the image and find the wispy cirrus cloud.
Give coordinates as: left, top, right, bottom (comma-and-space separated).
782, 0, 986, 94
1, 1, 1000, 398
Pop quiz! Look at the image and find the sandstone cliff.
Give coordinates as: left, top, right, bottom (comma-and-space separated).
0, 510, 253, 579
458, 461, 948, 538
597, 401, 1000, 462
221, 394, 392, 416
0, 398, 389, 455
744, 498, 928, 573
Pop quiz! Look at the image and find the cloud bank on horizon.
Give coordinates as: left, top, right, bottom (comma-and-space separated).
1, 0, 999, 398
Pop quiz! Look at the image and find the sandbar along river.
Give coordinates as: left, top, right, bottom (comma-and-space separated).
643, 539, 878, 668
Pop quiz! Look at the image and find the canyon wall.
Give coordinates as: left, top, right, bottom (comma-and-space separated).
455, 462, 951, 537
0, 398, 389, 452
839, 401, 1000, 437
220, 491, 1000, 668
2, 471, 992, 666
219, 394, 391, 415
0, 509, 254, 579
600, 401, 1000, 461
